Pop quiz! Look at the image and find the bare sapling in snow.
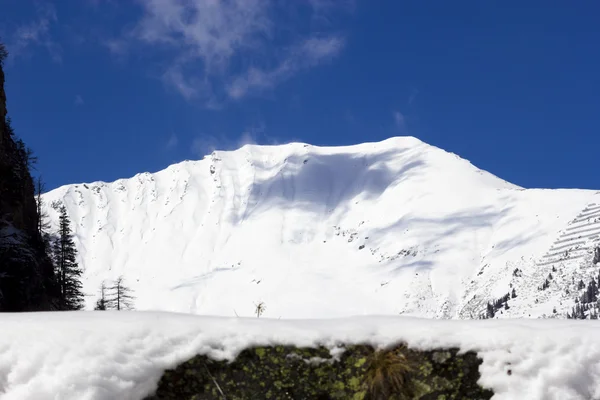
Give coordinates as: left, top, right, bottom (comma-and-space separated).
255, 301, 266, 318
105, 276, 135, 310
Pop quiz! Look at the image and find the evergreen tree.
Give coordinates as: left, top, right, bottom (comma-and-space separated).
53, 204, 85, 310
584, 280, 598, 304
94, 281, 107, 310
511, 288, 517, 298
34, 176, 52, 245
106, 276, 135, 310
574, 303, 586, 319
0, 41, 7, 65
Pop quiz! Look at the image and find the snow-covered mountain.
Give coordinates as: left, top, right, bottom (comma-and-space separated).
42, 137, 600, 319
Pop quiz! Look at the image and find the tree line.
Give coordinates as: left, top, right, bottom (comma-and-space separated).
39, 197, 136, 311
1, 40, 134, 311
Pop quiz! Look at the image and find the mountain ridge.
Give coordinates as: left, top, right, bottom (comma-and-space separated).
41, 136, 600, 319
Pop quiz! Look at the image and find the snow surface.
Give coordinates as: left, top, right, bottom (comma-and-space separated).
41, 136, 600, 318
1, 312, 600, 400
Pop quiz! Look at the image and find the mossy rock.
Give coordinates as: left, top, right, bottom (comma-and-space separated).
146, 344, 493, 400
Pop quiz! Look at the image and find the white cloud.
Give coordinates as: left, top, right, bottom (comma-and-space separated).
393, 111, 407, 133
9, 4, 61, 63
75, 95, 84, 106
109, 0, 350, 106
134, 0, 271, 73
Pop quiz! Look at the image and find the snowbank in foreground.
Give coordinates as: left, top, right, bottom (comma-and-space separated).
1, 312, 600, 400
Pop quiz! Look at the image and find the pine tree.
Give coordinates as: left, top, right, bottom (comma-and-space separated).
94, 281, 108, 310
53, 204, 85, 310
574, 303, 586, 319
0, 41, 7, 65
34, 176, 52, 245
590, 278, 599, 301
106, 276, 135, 310
511, 288, 517, 298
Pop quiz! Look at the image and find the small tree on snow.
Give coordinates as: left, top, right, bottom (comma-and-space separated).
94, 281, 108, 310
106, 276, 135, 310
255, 301, 266, 318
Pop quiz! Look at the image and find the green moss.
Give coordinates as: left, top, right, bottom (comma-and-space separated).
348, 376, 361, 390
354, 357, 367, 368
255, 348, 266, 358
145, 344, 494, 400
353, 391, 367, 400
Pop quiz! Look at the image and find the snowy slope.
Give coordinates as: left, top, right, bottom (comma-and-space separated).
41, 136, 600, 318
2, 312, 600, 400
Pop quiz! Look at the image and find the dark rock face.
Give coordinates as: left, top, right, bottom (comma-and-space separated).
146, 344, 494, 400
0, 51, 57, 311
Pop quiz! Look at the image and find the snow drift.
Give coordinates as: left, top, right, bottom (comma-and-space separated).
1, 312, 600, 400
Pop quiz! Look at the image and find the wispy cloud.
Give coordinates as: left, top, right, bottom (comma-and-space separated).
226, 36, 344, 99
393, 111, 407, 133
75, 95, 84, 106
190, 124, 266, 157
107, 0, 351, 106
9, 4, 61, 63
408, 89, 419, 105
166, 132, 179, 150
103, 38, 128, 55
191, 135, 222, 157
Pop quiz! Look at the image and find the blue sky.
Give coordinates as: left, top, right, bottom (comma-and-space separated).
2, 1, 600, 191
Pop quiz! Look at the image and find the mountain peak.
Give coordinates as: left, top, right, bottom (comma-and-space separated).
42, 137, 598, 319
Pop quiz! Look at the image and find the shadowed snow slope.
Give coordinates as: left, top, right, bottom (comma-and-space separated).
42, 137, 600, 318
2, 312, 600, 400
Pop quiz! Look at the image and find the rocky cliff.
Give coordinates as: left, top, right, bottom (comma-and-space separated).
0, 43, 57, 311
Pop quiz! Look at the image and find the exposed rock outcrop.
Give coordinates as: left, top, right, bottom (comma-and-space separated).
0, 44, 57, 311
147, 344, 494, 400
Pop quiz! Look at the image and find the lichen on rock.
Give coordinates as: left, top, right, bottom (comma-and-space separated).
146, 343, 494, 400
